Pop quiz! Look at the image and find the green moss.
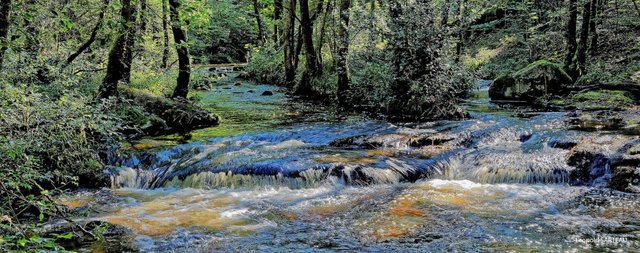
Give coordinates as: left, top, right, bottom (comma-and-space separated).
570, 90, 634, 109
513, 60, 571, 82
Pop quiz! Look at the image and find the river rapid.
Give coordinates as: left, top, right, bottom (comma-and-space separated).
60, 75, 640, 252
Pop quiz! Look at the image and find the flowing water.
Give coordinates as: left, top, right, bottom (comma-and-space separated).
62, 76, 640, 252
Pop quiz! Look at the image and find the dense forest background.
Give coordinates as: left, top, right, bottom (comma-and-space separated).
1, 0, 639, 250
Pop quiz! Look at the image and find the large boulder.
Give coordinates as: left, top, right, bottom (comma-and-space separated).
120, 87, 219, 138
489, 60, 572, 101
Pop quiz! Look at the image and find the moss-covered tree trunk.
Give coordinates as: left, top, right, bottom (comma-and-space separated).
273, 0, 283, 44
283, 0, 297, 85
336, 0, 351, 105
296, 0, 320, 95
564, 0, 578, 79
100, 0, 137, 98
0, 0, 11, 70
576, 0, 591, 76
168, 0, 191, 98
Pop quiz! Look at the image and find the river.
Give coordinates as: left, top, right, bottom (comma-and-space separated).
60, 73, 640, 252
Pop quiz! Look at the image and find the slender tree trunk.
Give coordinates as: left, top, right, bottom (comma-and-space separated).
633, 0, 640, 17
336, 0, 351, 105
441, 1, 450, 27
100, 0, 137, 99
283, 0, 297, 85
161, 0, 170, 69
317, 0, 333, 67
564, 0, 578, 79
589, 0, 598, 55
294, 26, 302, 70
253, 0, 266, 44
168, 0, 191, 98
296, 0, 320, 95
368, 0, 376, 47
65, 0, 109, 66
140, 0, 148, 33
0, 0, 12, 70
576, 0, 591, 76
273, 0, 283, 44
455, 0, 465, 62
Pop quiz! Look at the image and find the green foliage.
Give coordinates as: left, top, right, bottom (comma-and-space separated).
245, 46, 285, 85
0, 81, 120, 251
348, 51, 393, 109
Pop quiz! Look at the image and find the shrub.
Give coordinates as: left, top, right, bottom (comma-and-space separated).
245, 46, 286, 85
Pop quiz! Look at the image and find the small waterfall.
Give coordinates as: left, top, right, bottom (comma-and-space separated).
112, 159, 430, 190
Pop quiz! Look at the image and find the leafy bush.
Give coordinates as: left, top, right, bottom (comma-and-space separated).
0, 82, 120, 251
245, 46, 286, 85
349, 50, 393, 110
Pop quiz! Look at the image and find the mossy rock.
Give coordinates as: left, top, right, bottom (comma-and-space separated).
119, 87, 219, 138
489, 60, 572, 101
569, 90, 634, 110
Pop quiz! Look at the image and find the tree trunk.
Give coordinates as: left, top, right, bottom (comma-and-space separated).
0, 0, 11, 70
296, 0, 320, 95
140, 0, 148, 33
253, 0, 266, 44
294, 25, 303, 70
576, 0, 591, 76
455, 0, 465, 62
589, 0, 598, 55
273, 0, 283, 44
65, 0, 109, 66
100, 0, 137, 99
161, 0, 170, 69
368, 0, 376, 47
168, 0, 191, 98
564, 0, 578, 79
336, 0, 351, 105
441, 1, 450, 27
283, 0, 297, 85
633, 0, 640, 17
317, 0, 333, 67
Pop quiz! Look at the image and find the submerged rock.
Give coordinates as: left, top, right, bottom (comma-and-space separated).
192, 79, 216, 91
610, 166, 640, 193
609, 142, 640, 192
237, 71, 250, 79
548, 138, 579, 150
489, 60, 571, 101
261, 91, 274, 96
567, 151, 609, 185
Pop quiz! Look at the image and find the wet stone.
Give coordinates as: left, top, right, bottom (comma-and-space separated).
261, 91, 274, 96
409, 134, 456, 147
610, 166, 640, 193
548, 138, 579, 150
